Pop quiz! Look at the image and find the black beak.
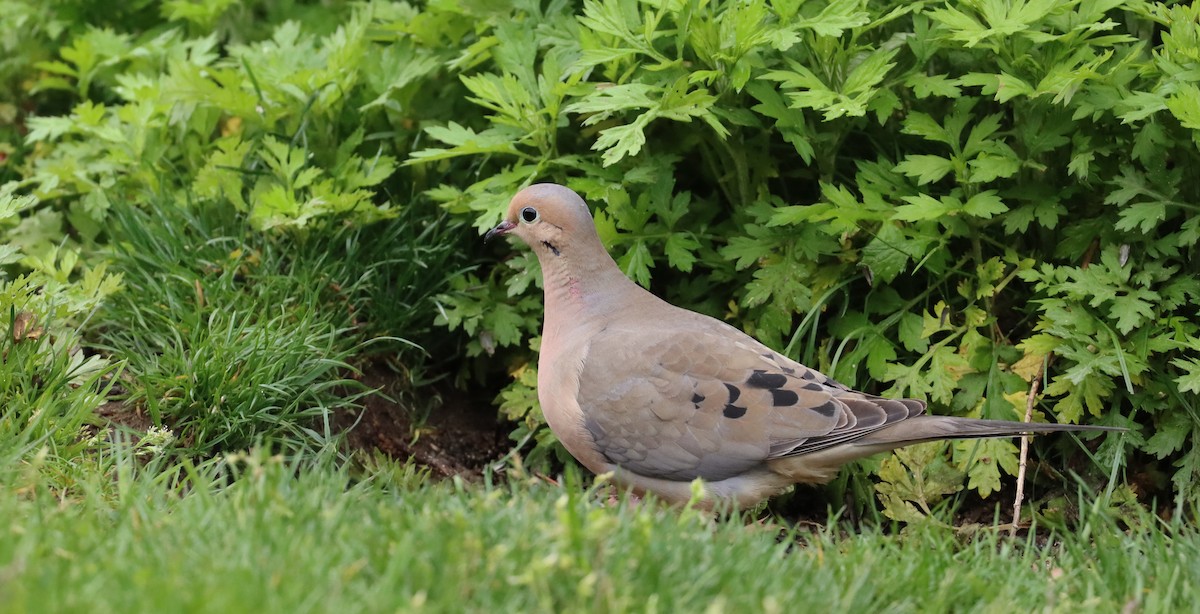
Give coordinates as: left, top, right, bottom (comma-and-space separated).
484, 220, 517, 243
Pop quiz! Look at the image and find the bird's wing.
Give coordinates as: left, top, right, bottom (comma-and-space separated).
575, 312, 925, 482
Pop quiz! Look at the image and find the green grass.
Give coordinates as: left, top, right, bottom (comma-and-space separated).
0, 451, 1194, 613
0, 313, 118, 468
88, 198, 469, 457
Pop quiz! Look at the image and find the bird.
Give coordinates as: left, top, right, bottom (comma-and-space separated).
485, 183, 1120, 509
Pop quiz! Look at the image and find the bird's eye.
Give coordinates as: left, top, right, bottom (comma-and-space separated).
520, 207, 539, 223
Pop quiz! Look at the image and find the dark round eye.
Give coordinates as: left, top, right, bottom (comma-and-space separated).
520, 207, 539, 223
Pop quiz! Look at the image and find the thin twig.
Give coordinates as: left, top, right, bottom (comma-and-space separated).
1011, 354, 1050, 536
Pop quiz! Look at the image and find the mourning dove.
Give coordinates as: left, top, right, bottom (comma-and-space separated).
486, 183, 1119, 509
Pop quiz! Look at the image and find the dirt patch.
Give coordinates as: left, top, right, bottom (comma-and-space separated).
97, 400, 154, 433
335, 368, 510, 479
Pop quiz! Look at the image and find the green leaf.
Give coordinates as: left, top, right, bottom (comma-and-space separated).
764, 48, 897, 120
960, 72, 1033, 103
1117, 91, 1169, 124
722, 234, 775, 270
963, 191, 1008, 219
24, 116, 77, 143
929, 345, 972, 404
1045, 370, 1116, 423
894, 154, 954, 185
617, 240, 654, 287
901, 112, 952, 146
747, 81, 814, 162
792, 0, 871, 38
1002, 199, 1065, 233
1109, 290, 1158, 335
876, 441, 964, 522
569, 77, 726, 166
967, 146, 1021, 183
956, 438, 1019, 498
1173, 357, 1200, 395
663, 233, 700, 272
409, 123, 521, 162
927, 4, 990, 47
842, 48, 899, 96
1145, 411, 1192, 458
742, 257, 814, 313
1166, 83, 1200, 130
883, 361, 931, 401
931, 0, 1060, 48
567, 83, 658, 120
593, 115, 651, 166
897, 311, 928, 353
905, 73, 962, 99
0, 244, 21, 266
1068, 149, 1094, 179
861, 223, 912, 283
895, 194, 960, 221
1114, 202, 1167, 234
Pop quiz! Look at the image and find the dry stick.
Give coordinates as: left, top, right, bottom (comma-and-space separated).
1010, 354, 1051, 536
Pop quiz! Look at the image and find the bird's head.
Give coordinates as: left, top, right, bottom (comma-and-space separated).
484, 183, 595, 259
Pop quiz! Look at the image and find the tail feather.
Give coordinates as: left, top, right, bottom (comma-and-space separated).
767, 416, 1123, 486
856, 416, 1123, 450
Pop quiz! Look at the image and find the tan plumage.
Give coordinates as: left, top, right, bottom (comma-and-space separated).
486, 183, 1118, 509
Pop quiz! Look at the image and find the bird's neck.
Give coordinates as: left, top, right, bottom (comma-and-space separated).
538, 239, 635, 341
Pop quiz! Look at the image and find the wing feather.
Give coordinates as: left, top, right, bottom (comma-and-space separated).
575, 312, 927, 482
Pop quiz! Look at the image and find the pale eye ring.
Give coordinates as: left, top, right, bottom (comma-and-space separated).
520, 207, 539, 223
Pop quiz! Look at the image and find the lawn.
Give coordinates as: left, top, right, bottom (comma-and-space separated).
2, 452, 1195, 613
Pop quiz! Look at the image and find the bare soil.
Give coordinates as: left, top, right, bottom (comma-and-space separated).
97, 400, 154, 433
334, 368, 509, 479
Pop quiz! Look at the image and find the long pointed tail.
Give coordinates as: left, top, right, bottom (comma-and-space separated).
856, 416, 1123, 450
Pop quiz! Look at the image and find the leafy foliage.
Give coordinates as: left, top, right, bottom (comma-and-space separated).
875, 441, 965, 523
3, 0, 472, 461
17, 13, 403, 242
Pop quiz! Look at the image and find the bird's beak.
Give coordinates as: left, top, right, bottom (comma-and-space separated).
484, 219, 517, 243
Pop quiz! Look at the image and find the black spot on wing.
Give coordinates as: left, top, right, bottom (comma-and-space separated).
691, 392, 705, 404
723, 404, 747, 419
724, 383, 741, 403
801, 382, 824, 391
812, 400, 839, 417
770, 389, 799, 407
746, 370, 788, 389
